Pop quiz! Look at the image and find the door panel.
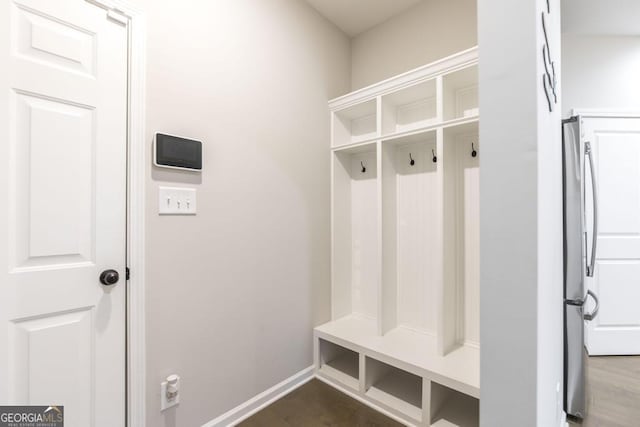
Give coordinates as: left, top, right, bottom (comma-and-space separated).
584, 117, 640, 355
12, 3, 97, 76
0, 0, 127, 425
12, 91, 95, 269
10, 308, 93, 426
595, 262, 640, 326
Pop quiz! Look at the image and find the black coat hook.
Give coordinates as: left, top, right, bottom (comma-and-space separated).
409, 153, 415, 166
471, 143, 477, 158
432, 149, 437, 163
361, 161, 366, 173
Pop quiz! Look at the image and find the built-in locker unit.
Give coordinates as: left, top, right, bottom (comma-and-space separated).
315, 47, 480, 427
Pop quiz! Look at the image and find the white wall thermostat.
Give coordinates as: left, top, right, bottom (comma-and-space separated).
154, 133, 202, 171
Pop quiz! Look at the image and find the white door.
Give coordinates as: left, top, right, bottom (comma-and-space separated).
583, 116, 640, 355
0, 0, 128, 425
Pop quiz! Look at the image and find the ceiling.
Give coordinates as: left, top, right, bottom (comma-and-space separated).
562, 0, 640, 35
304, 0, 424, 37
305, 0, 640, 37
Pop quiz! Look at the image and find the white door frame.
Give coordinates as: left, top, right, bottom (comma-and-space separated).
123, 4, 146, 426
86, 1, 147, 426
572, 109, 640, 119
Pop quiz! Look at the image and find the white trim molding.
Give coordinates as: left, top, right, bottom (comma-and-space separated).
86, 0, 147, 425
328, 46, 477, 112
119, 3, 146, 427
86, 1, 147, 425
571, 108, 640, 118
203, 367, 315, 427
124, 5, 146, 427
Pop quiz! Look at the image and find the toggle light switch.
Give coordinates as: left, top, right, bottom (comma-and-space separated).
158, 187, 196, 215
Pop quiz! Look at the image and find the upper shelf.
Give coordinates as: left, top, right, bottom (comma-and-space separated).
333, 99, 378, 146
329, 46, 477, 112
382, 79, 437, 136
443, 65, 478, 121
330, 46, 478, 148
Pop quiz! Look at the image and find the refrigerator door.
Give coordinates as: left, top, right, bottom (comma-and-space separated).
562, 118, 586, 301
562, 117, 587, 419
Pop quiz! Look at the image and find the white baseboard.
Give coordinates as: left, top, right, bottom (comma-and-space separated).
202, 366, 314, 427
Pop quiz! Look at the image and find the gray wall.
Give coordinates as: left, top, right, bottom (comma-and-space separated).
350, 0, 477, 91
562, 34, 640, 116
133, 0, 351, 425
479, 0, 564, 425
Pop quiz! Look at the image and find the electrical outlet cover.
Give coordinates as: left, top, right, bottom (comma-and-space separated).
160, 378, 180, 411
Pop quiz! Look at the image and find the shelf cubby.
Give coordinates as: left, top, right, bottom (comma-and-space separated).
333, 99, 378, 146
382, 79, 438, 135
365, 357, 423, 422
443, 65, 478, 121
332, 143, 379, 323
381, 130, 440, 335
430, 382, 479, 427
318, 339, 360, 390
442, 121, 480, 355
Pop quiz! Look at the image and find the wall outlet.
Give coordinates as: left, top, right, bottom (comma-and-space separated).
158, 187, 196, 215
160, 374, 180, 411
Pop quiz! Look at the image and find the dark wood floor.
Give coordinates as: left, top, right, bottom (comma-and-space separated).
240, 357, 640, 427
237, 379, 403, 427
571, 356, 640, 427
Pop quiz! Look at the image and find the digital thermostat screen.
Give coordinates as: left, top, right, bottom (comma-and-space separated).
155, 133, 202, 171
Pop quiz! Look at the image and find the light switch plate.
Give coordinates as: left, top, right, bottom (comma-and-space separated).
159, 186, 196, 215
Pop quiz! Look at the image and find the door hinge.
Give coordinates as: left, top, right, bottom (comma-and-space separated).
126, 267, 130, 281
107, 8, 128, 25
85, 0, 128, 25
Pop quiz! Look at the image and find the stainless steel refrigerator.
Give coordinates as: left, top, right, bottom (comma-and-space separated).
562, 116, 600, 421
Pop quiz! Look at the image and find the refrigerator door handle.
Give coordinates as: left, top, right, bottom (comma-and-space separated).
583, 289, 600, 321
585, 141, 599, 277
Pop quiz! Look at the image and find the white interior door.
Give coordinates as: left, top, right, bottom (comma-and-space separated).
584, 116, 640, 355
0, 0, 128, 425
